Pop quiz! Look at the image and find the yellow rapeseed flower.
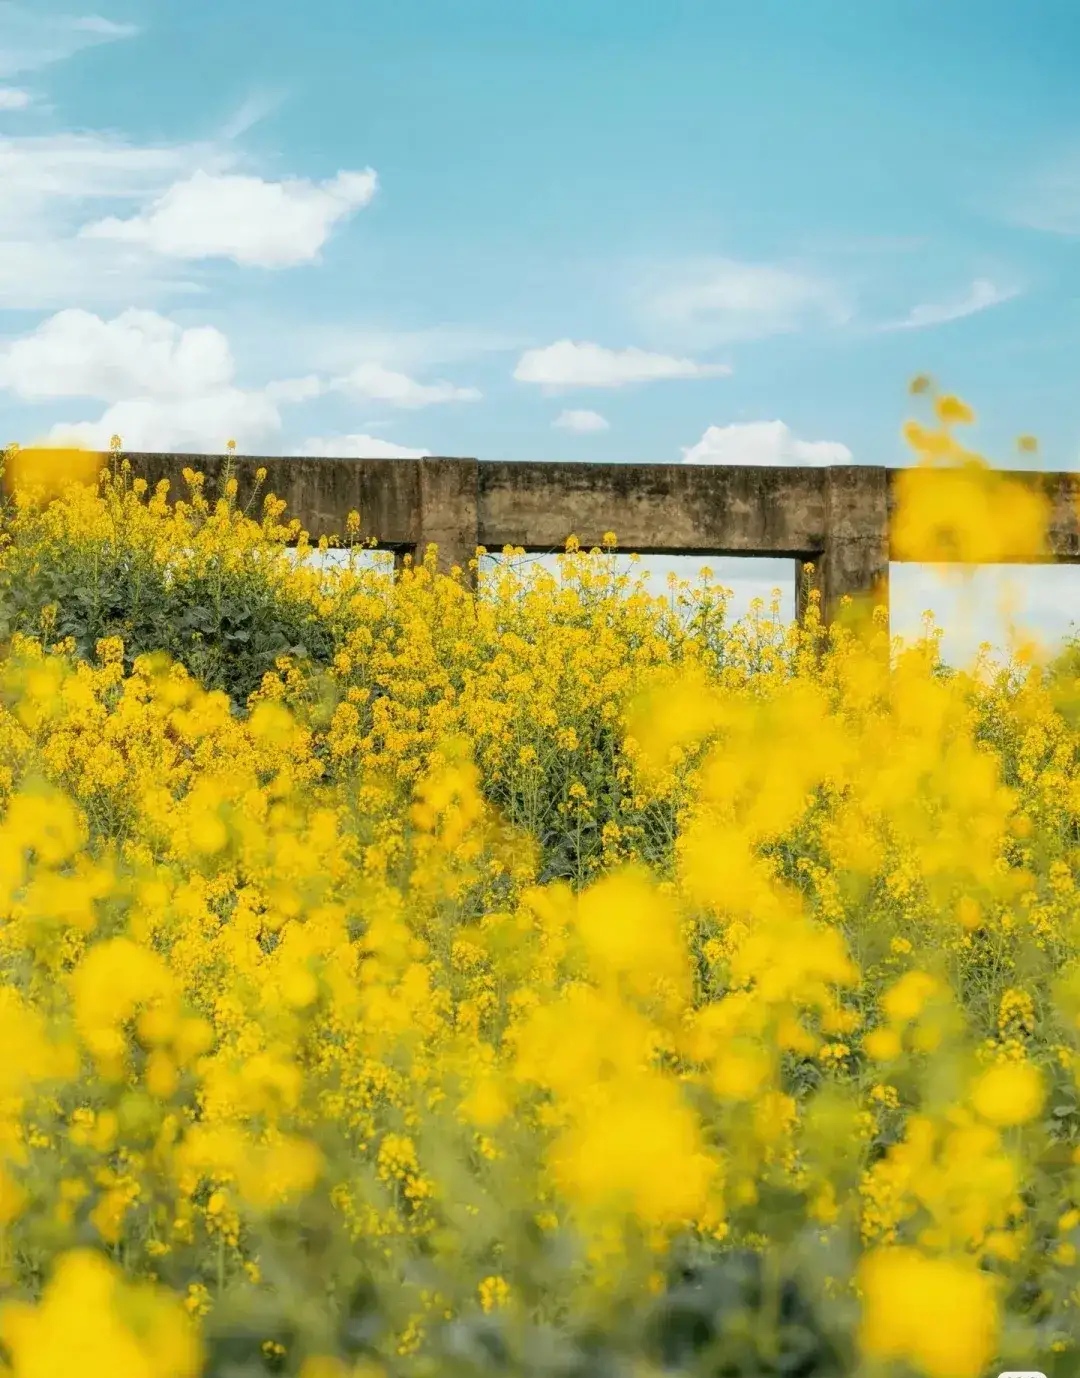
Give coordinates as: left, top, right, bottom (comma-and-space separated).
858, 1246, 998, 1378
970, 1061, 1045, 1127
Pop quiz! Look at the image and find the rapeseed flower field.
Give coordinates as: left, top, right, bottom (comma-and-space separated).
0, 390, 1076, 1376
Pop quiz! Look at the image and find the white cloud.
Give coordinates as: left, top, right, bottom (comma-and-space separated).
0, 309, 313, 455
0, 5, 137, 78
0, 307, 234, 401
0, 133, 372, 303
81, 167, 378, 267
681, 420, 852, 467
0, 237, 201, 309
0, 311, 475, 446
0, 119, 369, 306
553, 408, 609, 433
0, 18, 241, 311
294, 433, 430, 460
878, 278, 1019, 332
0, 131, 229, 307
333, 361, 480, 408
638, 258, 844, 347
0, 85, 28, 108
46, 389, 282, 454
514, 340, 730, 389
0, 132, 221, 230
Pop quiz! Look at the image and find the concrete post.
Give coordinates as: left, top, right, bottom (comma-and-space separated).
797, 466, 890, 631
394, 457, 481, 585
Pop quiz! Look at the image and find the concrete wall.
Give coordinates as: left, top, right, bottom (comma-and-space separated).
110, 453, 1080, 629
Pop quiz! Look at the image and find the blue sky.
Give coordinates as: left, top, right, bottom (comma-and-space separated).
1, 0, 1080, 656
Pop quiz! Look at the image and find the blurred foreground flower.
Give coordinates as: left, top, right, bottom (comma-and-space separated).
0, 1249, 202, 1378
858, 1247, 999, 1378
2, 445, 101, 504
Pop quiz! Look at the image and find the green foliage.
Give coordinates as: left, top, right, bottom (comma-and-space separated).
0, 531, 336, 707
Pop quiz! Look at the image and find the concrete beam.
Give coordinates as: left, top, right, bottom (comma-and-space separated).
102, 452, 1080, 627
402, 456, 480, 579
477, 460, 829, 555
118, 452, 426, 546
815, 465, 890, 630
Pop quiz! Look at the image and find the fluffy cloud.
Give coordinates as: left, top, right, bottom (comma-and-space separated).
0, 308, 307, 454
0, 131, 230, 307
0, 307, 234, 401
0, 16, 377, 313
81, 167, 378, 268
553, 408, 609, 432
0, 237, 200, 310
0, 305, 478, 453
514, 340, 730, 389
46, 389, 283, 454
333, 361, 480, 408
878, 278, 1019, 332
681, 420, 852, 467
639, 258, 844, 347
0, 132, 221, 231
294, 433, 430, 460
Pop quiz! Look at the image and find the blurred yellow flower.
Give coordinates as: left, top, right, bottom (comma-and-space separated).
4, 445, 100, 502
970, 1061, 1045, 1127
935, 393, 975, 426
859, 1247, 998, 1378
0, 1250, 201, 1378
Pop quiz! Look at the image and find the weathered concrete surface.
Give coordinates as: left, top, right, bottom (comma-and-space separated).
797, 466, 890, 629
122, 451, 485, 585
395, 457, 481, 579
121, 452, 428, 546
106, 452, 1080, 627
477, 461, 830, 556
1041, 473, 1080, 561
